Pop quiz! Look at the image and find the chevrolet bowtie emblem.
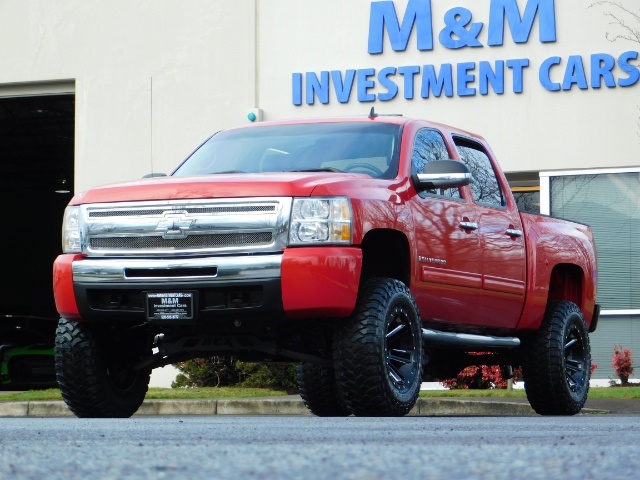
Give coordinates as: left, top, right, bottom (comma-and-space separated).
156, 218, 194, 239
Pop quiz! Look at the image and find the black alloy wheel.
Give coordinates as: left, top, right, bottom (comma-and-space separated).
564, 323, 588, 395
385, 305, 421, 393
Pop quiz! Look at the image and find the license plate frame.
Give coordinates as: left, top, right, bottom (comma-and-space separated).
145, 292, 196, 321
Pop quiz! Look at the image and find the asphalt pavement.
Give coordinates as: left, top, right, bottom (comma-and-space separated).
0, 392, 637, 417
4, 415, 640, 479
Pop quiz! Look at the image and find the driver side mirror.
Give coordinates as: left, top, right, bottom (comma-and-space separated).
413, 159, 470, 190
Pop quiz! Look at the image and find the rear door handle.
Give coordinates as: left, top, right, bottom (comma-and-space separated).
506, 228, 523, 237
459, 221, 478, 231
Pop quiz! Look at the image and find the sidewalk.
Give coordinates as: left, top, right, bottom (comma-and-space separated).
0, 394, 637, 417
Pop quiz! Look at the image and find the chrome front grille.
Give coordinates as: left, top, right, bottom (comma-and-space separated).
89, 232, 274, 250
80, 198, 292, 257
88, 204, 277, 218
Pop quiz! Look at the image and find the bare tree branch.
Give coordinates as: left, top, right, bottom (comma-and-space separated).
589, 1, 640, 44
590, 2, 640, 141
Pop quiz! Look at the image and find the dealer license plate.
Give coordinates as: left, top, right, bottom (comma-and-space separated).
146, 292, 195, 320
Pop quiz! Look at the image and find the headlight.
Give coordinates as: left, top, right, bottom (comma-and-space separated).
62, 206, 82, 253
289, 197, 352, 245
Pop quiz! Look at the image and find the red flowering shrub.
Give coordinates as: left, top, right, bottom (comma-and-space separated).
440, 364, 522, 390
612, 346, 633, 384
441, 358, 596, 390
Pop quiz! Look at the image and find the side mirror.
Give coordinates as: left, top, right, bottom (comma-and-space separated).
413, 160, 470, 190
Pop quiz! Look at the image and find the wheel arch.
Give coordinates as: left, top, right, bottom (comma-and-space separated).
359, 228, 411, 286
518, 261, 597, 331
547, 263, 585, 311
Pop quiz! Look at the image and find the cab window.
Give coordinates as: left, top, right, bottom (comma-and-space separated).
411, 129, 461, 199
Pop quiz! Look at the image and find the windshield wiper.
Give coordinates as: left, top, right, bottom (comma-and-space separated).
214, 170, 246, 174
291, 168, 342, 173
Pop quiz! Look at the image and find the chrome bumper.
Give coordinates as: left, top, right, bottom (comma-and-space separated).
72, 255, 283, 283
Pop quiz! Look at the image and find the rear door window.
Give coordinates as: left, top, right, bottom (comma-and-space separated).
454, 139, 505, 208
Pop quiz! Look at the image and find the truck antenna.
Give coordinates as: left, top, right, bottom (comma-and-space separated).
368, 107, 402, 118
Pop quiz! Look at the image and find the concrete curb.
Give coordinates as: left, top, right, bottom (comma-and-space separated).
416, 398, 535, 415
138, 399, 217, 416
0, 401, 30, 417
216, 397, 310, 415
0, 396, 611, 417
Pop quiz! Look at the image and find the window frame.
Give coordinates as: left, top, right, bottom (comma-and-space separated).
411, 128, 464, 201
540, 167, 640, 318
453, 136, 507, 210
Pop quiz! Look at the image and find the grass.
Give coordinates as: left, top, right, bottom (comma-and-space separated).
585, 386, 640, 399
2, 385, 640, 402
420, 385, 640, 399
420, 389, 527, 398
0, 387, 288, 403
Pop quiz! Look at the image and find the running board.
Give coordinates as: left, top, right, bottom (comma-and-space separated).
421, 329, 520, 349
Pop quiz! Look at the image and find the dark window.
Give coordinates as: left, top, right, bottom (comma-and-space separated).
412, 129, 460, 199
455, 139, 505, 207
512, 188, 540, 214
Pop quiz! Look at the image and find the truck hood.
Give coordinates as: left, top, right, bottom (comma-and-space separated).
70, 172, 367, 205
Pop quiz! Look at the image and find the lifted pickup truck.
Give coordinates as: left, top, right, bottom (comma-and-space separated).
53, 113, 598, 418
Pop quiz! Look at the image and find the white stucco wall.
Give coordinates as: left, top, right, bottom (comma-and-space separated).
257, 0, 640, 174
1, 0, 639, 189
1, 0, 257, 191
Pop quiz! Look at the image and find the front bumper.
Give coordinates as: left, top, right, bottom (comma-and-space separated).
53, 247, 362, 322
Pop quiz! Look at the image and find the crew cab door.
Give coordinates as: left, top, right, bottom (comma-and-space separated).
409, 129, 483, 324
454, 137, 526, 329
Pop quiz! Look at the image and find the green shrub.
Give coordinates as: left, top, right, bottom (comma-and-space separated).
172, 357, 297, 390
235, 361, 298, 389
172, 356, 239, 388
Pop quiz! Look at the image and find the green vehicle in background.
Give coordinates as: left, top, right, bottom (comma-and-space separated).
0, 317, 57, 390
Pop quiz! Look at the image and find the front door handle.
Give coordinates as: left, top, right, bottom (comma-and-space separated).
506, 228, 523, 237
459, 221, 479, 231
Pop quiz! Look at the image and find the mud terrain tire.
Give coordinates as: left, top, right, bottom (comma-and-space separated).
333, 278, 423, 416
523, 300, 591, 415
55, 318, 151, 418
297, 362, 349, 416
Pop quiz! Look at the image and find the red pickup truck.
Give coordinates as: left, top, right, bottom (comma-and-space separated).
53, 113, 599, 418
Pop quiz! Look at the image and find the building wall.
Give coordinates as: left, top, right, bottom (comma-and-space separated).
258, 0, 640, 175
3, 0, 639, 189
1, 0, 257, 190
2, 0, 639, 381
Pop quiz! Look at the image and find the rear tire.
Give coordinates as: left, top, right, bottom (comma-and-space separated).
297, 362, 349, 416
333, 278, 423, 417
523, 300, 591, 415
55, 318, 151, 418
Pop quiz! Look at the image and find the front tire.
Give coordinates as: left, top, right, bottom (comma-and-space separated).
523, 300, 591, 415
333, 278, 423, 416
55, 318, 151, 418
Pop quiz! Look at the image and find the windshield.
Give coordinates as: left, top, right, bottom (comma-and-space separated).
172, 122, 402, 179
